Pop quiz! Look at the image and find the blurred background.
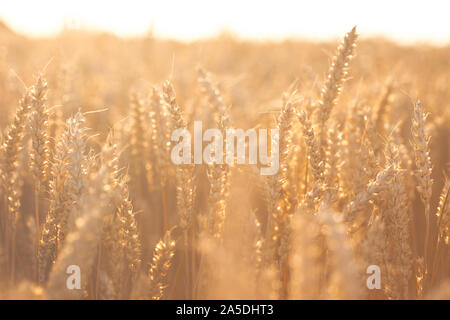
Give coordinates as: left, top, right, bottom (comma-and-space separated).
0, 0, 449, 44
0, 0, 449, 300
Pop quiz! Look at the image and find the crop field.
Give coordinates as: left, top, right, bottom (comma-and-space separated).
0, 22, 449, 299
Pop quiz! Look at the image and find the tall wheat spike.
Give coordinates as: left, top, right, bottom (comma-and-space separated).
28, 75, 51, 282
149, 87, 171, 188
0, 90, 31, 282
317, 26, 358, 151
46, 151, 116, 298
101, 132, 141, 298
411, 101, 433, 275
382, 141, 412, 299
39, 111, 88, 284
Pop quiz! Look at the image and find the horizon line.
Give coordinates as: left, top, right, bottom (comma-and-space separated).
1, 20, 449, 47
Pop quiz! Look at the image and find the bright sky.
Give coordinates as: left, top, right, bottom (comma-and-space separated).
1, 0, 449, 44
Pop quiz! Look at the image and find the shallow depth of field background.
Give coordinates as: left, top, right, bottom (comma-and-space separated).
0, 1, 449, 300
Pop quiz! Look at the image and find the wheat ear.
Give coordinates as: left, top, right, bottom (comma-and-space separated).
0, 90, 31, 282
46, 157, 116, 298
411, 101, 433, 271
318, 26, 358, 149
28, 75, 51, 282
147, 231, 176, 299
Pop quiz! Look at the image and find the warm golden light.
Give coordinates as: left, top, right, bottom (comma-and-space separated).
0, 0, 449, 302
0, 0, 449, 43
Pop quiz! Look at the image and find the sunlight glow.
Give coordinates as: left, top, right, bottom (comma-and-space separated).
1, 0, 449, 44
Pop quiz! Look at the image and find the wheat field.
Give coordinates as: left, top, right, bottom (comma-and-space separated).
0, 22, 449, 300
